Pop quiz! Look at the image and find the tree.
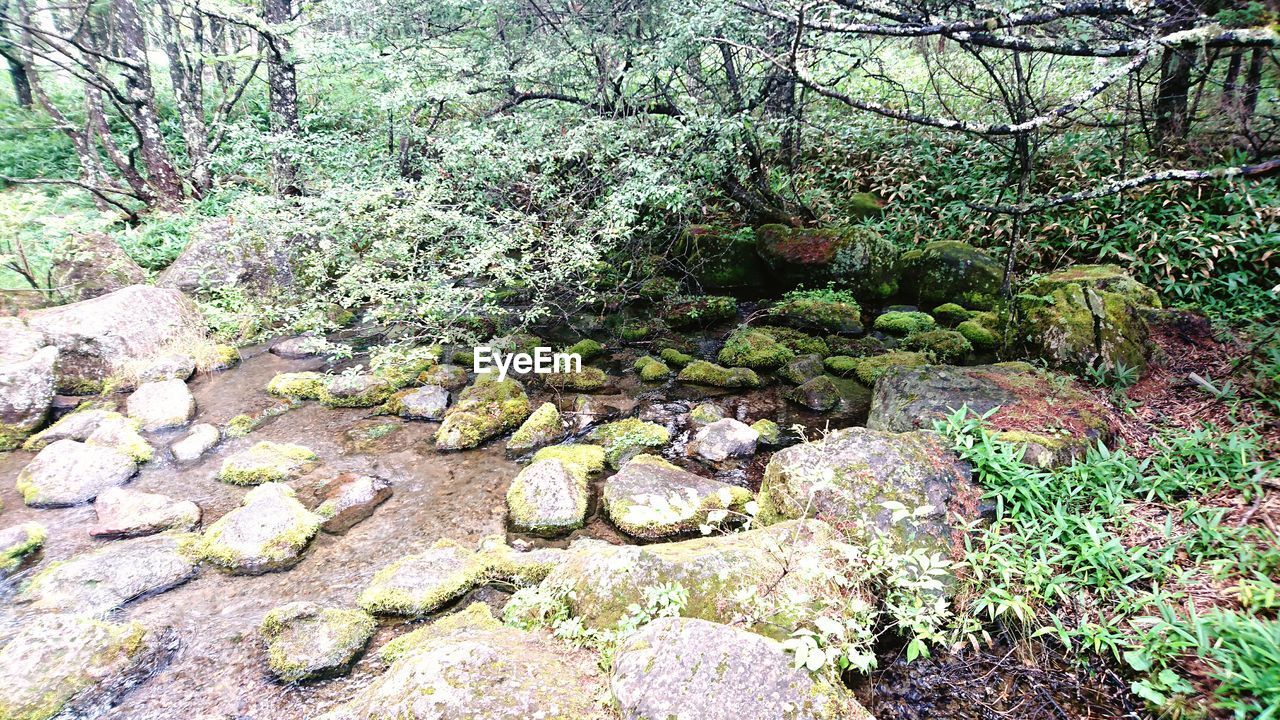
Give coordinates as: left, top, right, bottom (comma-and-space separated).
264, 0, 302, 195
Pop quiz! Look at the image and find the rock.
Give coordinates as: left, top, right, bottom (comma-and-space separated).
507, 402, 564, 455
49, 232, 147, 303
418, 363, 469, 390
931, 302, 974, 327
679, 224, 768, 289
633, 355, 671, 381
136, 353, 196, 383
267, 371, 328, 400
868, 362, 1114, 466
506, 458, 588, 536
269, 336, 329, 359
903, 329, 973, 363
386, 385, 450, 421
18, 533, 197, 615
475, 536, 564, 587
677, 360, 761, 389
358, 539, 488, 615
768, 290, 863, 334
1030, 264, 1161, 308
602, 454, 751, 538
539, 520, 849, 639
158, 217, 302, 297
662, 295, 738, 329
542, 366, 608, 391
0, 614, 168, 720
852, 351, 927, 385
691, 418, 759, 461
958, 312, 1001, 350
0, 522, 46, 577
24, 285, 207, 394
0, 316, 45, 365
0, 345, 58, 450
260, 602, 375, 682
217, 441, 317, 485
659, 347, 694, 367
15, 439, 137, 507
778, 353, 825, 385
751, 418, 782, 445
320, 373, 394, 408
688, 402, 725, 429
1016, 267, 1153, 373
84, 412, 154, 463
899, 240, 1002, 310
171, 423, 220, 463
316, 604, 607, 720
612, 617, 871, 720
90, 487, 201, 538
874, 310, 936, 335
189, 483, 323, 574
564, 338, 605, 360
785, 375, 871, 414
717, 327, 795, 370
588, 418, 671, 468
315, 473, 392, 534
126, 379, 196, 431
532, 444, 606, 475
20, 406, 117, 450
755, 224, 897, 297
434, 373, 531, 451
760, 427, 977, 557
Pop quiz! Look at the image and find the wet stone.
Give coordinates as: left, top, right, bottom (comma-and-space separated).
89, 487, 201, 538
0, 522, 46, 578
506, 458, 588, 536
189, 483, 324, 574
18, 533, 197, 616
137, 353, 196, 383
15, 439, 137, 507
217, 441, 318, 485
602, 454, 751, 539
391, 384, 449, 420
315, 473, 392, 534
126, 378, 196, 432
358, 540, 487, 616
270, 336, 331, 359
260, 602, 376, 683
691, 418, 759, 462
171, 422, 220, 463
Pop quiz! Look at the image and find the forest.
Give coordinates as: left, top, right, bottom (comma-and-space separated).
0, 0, 1277, 718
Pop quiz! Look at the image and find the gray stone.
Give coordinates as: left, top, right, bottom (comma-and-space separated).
612, 617, 871, 720
0, 316, 44, 365
18, 533, 197, 615
49, 232, 147, 303
171, 423, 220, 463
321, 373, 394, 408
158, 217, 302, 297
785, 374, 871, 414
188, 483, 323, 574
21, 407, 116, 450
260, 602, 376, 682
90, 487, 201, 538
777, 353, 825, 385
83, 412, 154, 463
0, 522, 46, 578
394, 385, 449, 421
316, 473, 392, 534
127, 379, 196, 431
136, 353, 196, 383
0, 345, 58, 448
602, 454, 751, 539
358, 540, 488, 616
15, 439, 137, 507
270, 336, 330, 359
687, 402, 725, 429
691, 418, 759, 462
506, 458, 588, 536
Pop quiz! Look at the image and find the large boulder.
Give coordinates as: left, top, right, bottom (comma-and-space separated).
90, 487, 201, 538
49, 232, 147, 303
15, 439, 137, 507
0, 614, 169, 720
506, 458, 589, 536
187, 483, 323, 574
755, 224, 898, 298
24, 285, 207, 394
17, 533, 197, 615
157, 217, 302, 297
602, 454, 751, 539
1014, 266, 1154, 373
434, 373, 531, 451
358, 539, 489, 616
899, 240, 1002, 311
316, 604, 608, 720
868, 362, 1115, 466
759, 427, 977, 557
0, 345, 58, 450
612, 617, 871, 720
588, 418, 672, 468
537, 520, 849, 640
260, 602, 376, 682
0, 316, 45, 365
126, 378, 196, 431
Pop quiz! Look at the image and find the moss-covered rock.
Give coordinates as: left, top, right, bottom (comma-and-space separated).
84, 412, 154, 463
564, 338, 605, 360
261, 602, 376, 683
417, 363, 469, 391
785, 375, 872, 415
1015, 269, 1153, 373
531, 443, 606, 475
899, 240, 1002, 310
750, 419, 782, 445
434, 373, 532, 451
1031, 264, 1161, 308
663, 295, 738, 329
217, 441, 318, 485
618, 319, 664, 341
588, 418, 671, 468
688, 402, 725, 428
874, 310, 936, 336
507, 402, 565, 455
852, 351, 928, 385
717, 327, 795, 370
319, 373, 395, 408
756, 225, 898, 298
602, 455, 752, 539
267, 371, 327, 400
89, 487, 200, 538
542, 366, 608, 391
16, 439, 137, 507
506, 458, 589, 536
823, 355, 859, 377
957, 312, 1001, 350
778, 354, 825, 385
768, 290, 863, 334
475, 536, 565, 588
678, 224, 768, 289
384, 385, 449, 421
187, 483, 323, 574
677, 360, 762, 389
904, 329, 973, 363
659, 347, 694, 368
931, 302, 974, 326
0, 521, 46, 576
633, 356, 672, 381
357, 539, 488, 615
868, 362, 1115, 466
756, 325, 829, 356
18, 533, 197, 615
21, 405, 118, 452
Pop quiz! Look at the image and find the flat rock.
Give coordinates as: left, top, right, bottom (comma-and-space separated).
90, 487, 201, 538
189, 483, 323, 574
0, 345, 58, 448
261, 602, 375, 682
612, 617, 871, 720
16, 439, 137, 507
691, 417, 759, 461
506, 458, 588, 536
392, 385, 449, 421
21, 406, 117, 450
0, 613, 168, 720
18, 533, 197, 615
777, 353, 826, 385
136, 353, 196, 383
127, 379, 196, 431
84, 412, 154, 463
358, 540, 488, 615
171, 423, 220, 463
270, 336, 329, 359
316, 473, 392, 534
602, 454, 751, 539
217, 441, 317, 485
0, 522, 46, 578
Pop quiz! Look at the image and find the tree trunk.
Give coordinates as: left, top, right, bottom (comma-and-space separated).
158, 0, 212, 195
1154, 47, 1193, 153
264, 0, 302, 196
112, 0, 184, 203
1, 52, 32, 107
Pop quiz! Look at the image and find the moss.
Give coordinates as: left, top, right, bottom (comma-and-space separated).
677, 360, 761, 388
261, 605, 376, 682
904, 329, 973, 363
224, 414, 257, 438
768, 291, 863, 333
508, 402, 563, 453
874, 311, 936, 336
931, 303, 973, 326
318, 375, 396, 408
357, 539, 487, 616
689, 403, 724, 427
588, 418, 671, 468
619, 319, 664, 341
542, 367, 607, 391
899, 240, 1001, 310
750, 419, 781, 445
717, 327, 795, 370
209, 344, 242, 370
187, 484, 322, 573
957, 317, 1000, 350
564, 338, 605, 360
85, 417, 153, 463
379, 603, 502, 663
217, 441, 318, 485
267, 372, 327, 400
853, 351, 927, 384
659, 348, 693, 367
823, 355, 859, 377
1031, 264, 1161, 309
1, 423, 29, 452
435, 374, 531, 450
532, 444, 606, 474
662, 295, 738, 329
507, 457, 589, 535
417, 364, 468, 390
633, 356, 672, 381
0, 522, 46, 573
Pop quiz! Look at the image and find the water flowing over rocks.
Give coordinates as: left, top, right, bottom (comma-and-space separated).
314, 472, 392, 534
